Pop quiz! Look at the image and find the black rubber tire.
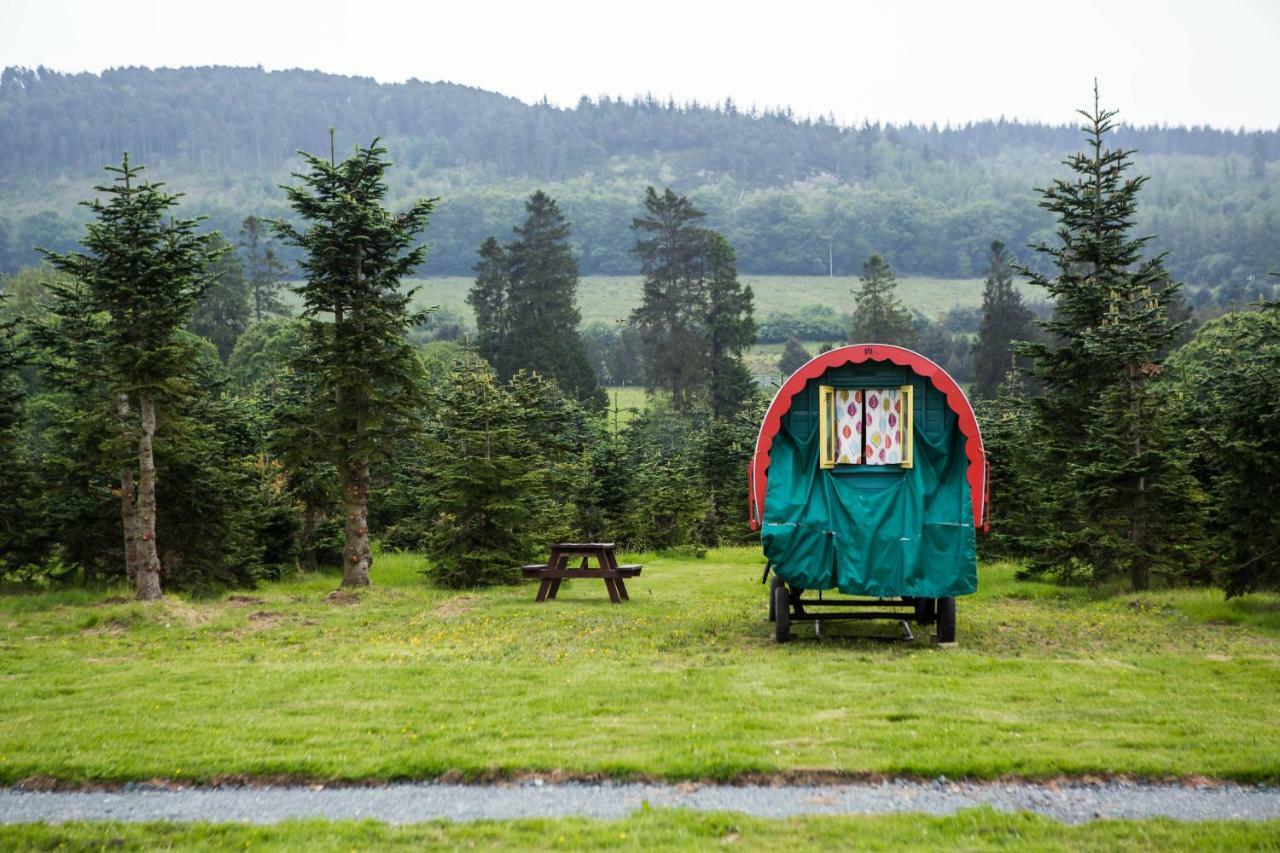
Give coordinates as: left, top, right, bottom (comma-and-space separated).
768, 575, 786, 623
936, 596, 956, 643
773, 582, 791, 643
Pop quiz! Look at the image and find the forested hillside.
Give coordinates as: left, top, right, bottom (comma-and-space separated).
2, 65, 1277, 303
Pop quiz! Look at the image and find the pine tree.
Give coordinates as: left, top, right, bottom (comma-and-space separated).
0, 293, 31, 576
189, 234, 251, 362
778, 337, 812, 375
1163, 302, 1280, 595
504, 192, 604, 409
972, 240, 1035, 400
24, 274, 129, 583
467, 236, 509, 371
41, 154, 221, 600
850, 253, 915, 345
1018, 86, 1195, 591
631, 187, 710, 407
240, 216, 288, 322
420, 359, 542, 587
275, 138, 435, 588
703, 233, 757, 418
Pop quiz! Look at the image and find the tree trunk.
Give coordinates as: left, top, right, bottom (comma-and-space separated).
1129, 369, 1150, 592
120, 465, 139, 586
300, 502, 318, 571
340, 457, 372, 587
117, 394, 140, 586
134, 393, 163, 600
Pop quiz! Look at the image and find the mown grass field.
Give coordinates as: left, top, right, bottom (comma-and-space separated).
2, 549, 1278, 787
5, 810, 1279, 851
410, 275, 1022, 328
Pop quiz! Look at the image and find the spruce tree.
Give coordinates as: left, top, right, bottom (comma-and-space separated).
504, 192, 604, 409
631, 187, 711, 407
275, 139, 435, 587
24, 274, 130, 583
467, 236, 509, 371
240, 215, 288, 322
1163, 303, 1280, 595
0, 296, 30, 575
778, 337, 812, 375
420, 358, 542, 587
41, 154, 221, 600
972, 240, 1035, 400
850, 253, 915, 345
1018, 86, 1194, 591
703, 233, 757, 418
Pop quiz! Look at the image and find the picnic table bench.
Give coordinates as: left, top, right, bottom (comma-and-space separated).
521, 542, 642, 604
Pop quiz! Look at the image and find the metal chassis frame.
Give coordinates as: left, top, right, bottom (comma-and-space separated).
784, 589, 939, 626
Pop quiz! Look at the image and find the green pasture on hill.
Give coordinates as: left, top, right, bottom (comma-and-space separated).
1, 549, 1277, 786
407, 274, 1031, 328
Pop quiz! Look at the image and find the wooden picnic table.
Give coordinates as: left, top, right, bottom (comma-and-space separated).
521, 542, 642, 604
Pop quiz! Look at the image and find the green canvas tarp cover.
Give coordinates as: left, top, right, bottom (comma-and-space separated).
761, 377, 977, 598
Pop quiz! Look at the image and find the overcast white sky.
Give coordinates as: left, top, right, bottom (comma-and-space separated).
3, 0, 1278, 129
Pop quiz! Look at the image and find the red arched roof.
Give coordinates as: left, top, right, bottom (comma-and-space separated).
749, 344, 987, 532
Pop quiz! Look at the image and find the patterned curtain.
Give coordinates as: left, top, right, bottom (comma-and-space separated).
865, 389, 903, 465
834, 389, 863, 465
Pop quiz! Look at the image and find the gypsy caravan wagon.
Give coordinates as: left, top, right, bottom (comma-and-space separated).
748, 344, 988, 643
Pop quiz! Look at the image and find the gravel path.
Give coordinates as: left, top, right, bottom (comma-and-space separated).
3, 780, 1279, 825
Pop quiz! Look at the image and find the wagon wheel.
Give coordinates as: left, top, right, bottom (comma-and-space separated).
768, 575, 786, 623
935, 596, 956, 643
773, 582, 791, 643
913, 596, 937, 623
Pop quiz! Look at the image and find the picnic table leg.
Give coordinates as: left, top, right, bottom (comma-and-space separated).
535, 578, 551, 602
603, 576, 622, 604
615, 577, 629, 600
547, 578, 562, 599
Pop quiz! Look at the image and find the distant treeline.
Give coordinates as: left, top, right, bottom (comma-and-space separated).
2, 65, 1278, 297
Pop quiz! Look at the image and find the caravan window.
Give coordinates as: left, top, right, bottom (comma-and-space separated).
819, 385, 913, 469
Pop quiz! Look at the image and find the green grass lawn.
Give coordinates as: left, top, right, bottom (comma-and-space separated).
1, 549, 1278, 786
5, 810, 1279, 852
410, 275, 1024, 328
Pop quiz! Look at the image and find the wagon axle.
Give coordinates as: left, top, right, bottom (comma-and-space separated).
768, 575, 956, 644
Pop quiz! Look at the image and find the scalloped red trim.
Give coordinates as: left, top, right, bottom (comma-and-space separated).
749, 344, 987, 531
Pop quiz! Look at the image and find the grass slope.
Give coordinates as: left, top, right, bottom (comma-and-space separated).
4, 810, 1279, 852
411, 275, 1021, 328
1, 550, 1278, 785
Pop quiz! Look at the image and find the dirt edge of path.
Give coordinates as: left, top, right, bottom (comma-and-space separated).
11, 770, 1267, 793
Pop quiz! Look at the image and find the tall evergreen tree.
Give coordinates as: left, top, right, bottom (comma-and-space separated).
41, 155, 221, 600
240, 215, 288, 322
189, 234, 252, 362
703, 233, 757, 418
468, 236, 509, 371
631, 187, 711, 407
1018, 87, 1195, 591
275, 139, 434, 588
972, 240, 1035, 400
0, 293, 31, 575
481, 191, 604, 409
849, 253, 915, 345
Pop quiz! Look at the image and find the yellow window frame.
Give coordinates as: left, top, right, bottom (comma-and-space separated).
818, 385, 836, 469
819, 384, 914, 470
898, 384, 914, 469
